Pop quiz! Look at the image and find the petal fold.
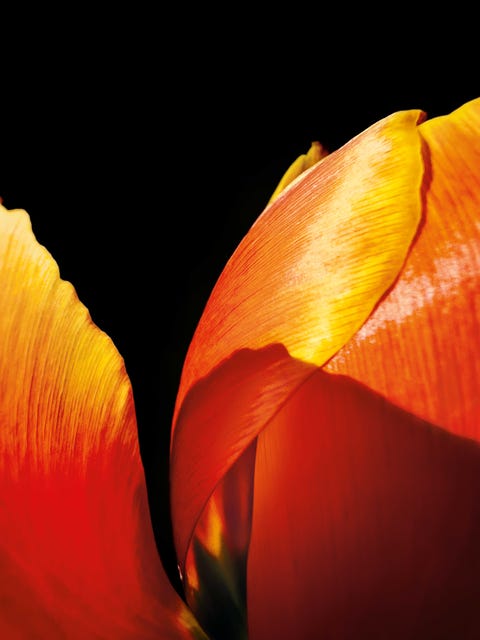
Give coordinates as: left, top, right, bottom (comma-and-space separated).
0, 206, 204, 639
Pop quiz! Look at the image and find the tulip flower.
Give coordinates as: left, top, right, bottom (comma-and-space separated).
0, 97, 479, 639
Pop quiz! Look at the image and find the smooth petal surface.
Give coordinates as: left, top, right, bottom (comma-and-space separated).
248, 368, 480, 639
0, 206, 204, 639
171, 345, 315, 575
325, 98, 480, 441
173, 109, 424, 430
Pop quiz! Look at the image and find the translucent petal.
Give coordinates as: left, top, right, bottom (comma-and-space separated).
325, 98, 480, 441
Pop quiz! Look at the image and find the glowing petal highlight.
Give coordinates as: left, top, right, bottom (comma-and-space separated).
325, 97, 480, 442
0, 205, 205, 639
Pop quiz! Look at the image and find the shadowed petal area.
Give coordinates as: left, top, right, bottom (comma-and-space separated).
171, 345, 316, 576
325, 98, 480, 442
173, 109, 424, 429
0, 206, 204, 639
183, 442, 256, 640
248, 369, 480, 640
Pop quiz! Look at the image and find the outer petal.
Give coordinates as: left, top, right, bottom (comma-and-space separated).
173, 109, 424, 432
171, 345, 315, 575
325, 97, 480, 441
0, 206, 205, 639
248, 368, 480, 639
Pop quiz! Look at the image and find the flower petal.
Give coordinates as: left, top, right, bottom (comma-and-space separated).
0, 206, 204, 639
171, 345, 315, 575
325, 98, 480, 441
247, 368, 480, 639
173, 109, 424, 430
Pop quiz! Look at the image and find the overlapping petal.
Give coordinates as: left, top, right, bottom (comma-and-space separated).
171, 345, 315, 575
0, 205, 205, 639
325, 97, 480, 441
171, 109, 425, 591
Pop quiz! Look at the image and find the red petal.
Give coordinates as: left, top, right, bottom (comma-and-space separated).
170, 345, 315, 574
247, 369, 480, 639
0, 207, 202, 638
325, 98, 480, 441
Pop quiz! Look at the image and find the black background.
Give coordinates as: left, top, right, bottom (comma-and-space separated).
1, 13, 477, 593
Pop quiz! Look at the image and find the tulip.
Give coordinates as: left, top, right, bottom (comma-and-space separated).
0, 97, 479, 639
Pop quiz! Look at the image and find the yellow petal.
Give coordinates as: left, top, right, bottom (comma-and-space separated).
173, 109, 424, 428
325, 97, 480, 441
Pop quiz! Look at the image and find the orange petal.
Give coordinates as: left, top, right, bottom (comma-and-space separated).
173, 109, 424, 431
248, 369, 480, 639
0, 206, 205, 639
325, 97, 480, 442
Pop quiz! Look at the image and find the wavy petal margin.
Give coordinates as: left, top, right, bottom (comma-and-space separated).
0, 205, 205, 639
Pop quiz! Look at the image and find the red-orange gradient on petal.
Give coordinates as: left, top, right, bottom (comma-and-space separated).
0, 206, 204, 639
247, 369, 480, 639
325, 97, 480, 441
